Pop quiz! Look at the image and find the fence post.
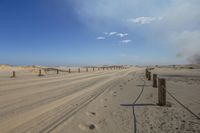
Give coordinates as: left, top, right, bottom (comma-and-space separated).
158, 78, 166, 106
38, 69, 42, 76
145, 69, 148, 79
78, 68, 80, 73
11, 71, 16, 78
93, 67, 94, 71
153, 74, 157, 88
86, 68, 88, 72
57, 69, 59, 74
148, 72, 151, 80
69, 68, 71, 73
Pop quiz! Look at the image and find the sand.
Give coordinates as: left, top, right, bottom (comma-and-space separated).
0, 65, 199, 133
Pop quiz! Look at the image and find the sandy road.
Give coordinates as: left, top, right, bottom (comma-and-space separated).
1, 67, 199, 133
0, 69, 136, 133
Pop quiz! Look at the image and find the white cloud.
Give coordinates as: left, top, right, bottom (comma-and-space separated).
96, 36, 106, 40
127, 17, 162, 25
116, 33, 128, 38
120, 39, 132, 43
105, 32, 117, 36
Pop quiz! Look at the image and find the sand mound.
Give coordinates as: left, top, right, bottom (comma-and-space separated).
0, 64, 13, 70
0, 65, 42, 73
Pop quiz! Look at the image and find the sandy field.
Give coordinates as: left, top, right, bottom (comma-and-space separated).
0, 65, 199, 133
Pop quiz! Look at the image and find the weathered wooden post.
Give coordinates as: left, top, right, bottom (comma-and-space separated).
153, 74, 157, 88
78, 68, 80, 73
158, 78, 166, 106
86, 68, 88, 72
38, 69, 42, 76
93, 67, 94, 71
11, 71, 16, 78
98, 67, 100, 71
69, 68, 71, 73
148, 72, 151, 80
57, 69, 59, 74
145, 69, 148, 79
103, 67, 104, 70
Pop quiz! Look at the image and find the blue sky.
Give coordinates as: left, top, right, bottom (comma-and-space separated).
0, 0, 200, 66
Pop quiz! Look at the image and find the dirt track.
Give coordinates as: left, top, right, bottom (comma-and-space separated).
0, 69, 135, 133
0, 67, 200, 133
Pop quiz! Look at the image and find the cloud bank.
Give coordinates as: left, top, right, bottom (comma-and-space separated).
69, 0, 200, 64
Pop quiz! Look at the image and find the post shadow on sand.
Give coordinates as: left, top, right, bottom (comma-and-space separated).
119, 80, 158, 133
120, 102, 158, 133
136, 85, 151, 87
120, 103, 158, 107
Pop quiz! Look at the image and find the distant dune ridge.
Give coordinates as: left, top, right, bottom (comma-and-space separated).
0, 64, 41, 72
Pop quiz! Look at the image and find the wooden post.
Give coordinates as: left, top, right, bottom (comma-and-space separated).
69, 68, 71, 73
148, 72, 151, 80
158, 78, 166, 106
153, 74, 157, 88
11, 71, 16, 78
86, 68, 88, 72
78, 68, 80, 73
57, 69, 59, 74
38, 69, 42, 76
145, 69, 148, 78
93, 67, 94, 71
